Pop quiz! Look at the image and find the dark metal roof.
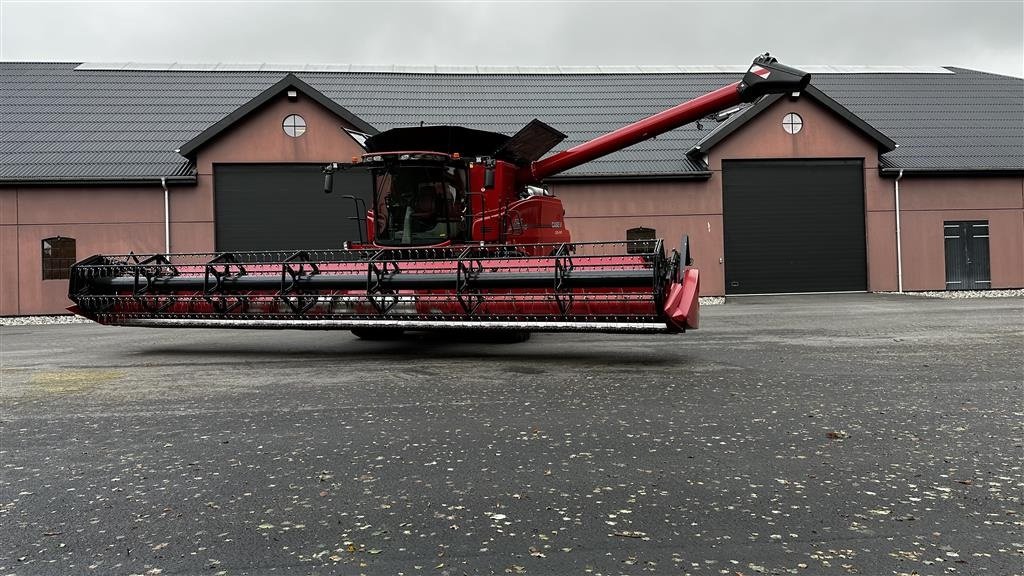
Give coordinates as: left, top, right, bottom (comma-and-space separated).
1, 62, 1021, 182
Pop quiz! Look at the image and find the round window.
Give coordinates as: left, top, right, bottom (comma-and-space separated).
283, 114, 307, 137
782, 112, 803, 134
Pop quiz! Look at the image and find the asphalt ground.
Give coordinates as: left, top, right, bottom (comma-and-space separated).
1, 294, 1022, 576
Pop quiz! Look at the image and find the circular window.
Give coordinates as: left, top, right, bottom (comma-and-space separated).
283, 114, 307, 137
782, 112, 803, 134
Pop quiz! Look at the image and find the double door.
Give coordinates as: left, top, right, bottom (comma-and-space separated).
944, 220, 991, 290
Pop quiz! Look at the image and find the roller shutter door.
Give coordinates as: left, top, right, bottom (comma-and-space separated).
722, 159, 866, 294
214, 164, 372, 251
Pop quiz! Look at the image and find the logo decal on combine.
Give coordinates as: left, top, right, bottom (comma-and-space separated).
749, 65, 771, 79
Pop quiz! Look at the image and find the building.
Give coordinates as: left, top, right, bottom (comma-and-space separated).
1, 62, 1021, 315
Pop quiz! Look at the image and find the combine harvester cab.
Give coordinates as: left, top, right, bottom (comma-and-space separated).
69, 55, 809, 337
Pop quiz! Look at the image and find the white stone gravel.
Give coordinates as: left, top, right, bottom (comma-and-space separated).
0, 314, 93, 326
698, 296, 726, 306
892, 289, 1024, 299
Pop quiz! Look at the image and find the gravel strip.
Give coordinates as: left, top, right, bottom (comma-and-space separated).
698, 296, 726, 305
0, 314, 93, 326
892, 289, 1024, 299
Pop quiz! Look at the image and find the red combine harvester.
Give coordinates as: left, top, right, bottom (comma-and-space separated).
68, 54, 809, 339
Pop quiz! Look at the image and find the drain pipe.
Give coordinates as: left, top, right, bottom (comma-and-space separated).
894, 169, 904, 293
161, 177, 170, 254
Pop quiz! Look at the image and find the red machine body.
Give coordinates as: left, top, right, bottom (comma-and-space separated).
68, 55, 810, 336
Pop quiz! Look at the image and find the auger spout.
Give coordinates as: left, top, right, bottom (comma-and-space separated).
519, 54, 810, 183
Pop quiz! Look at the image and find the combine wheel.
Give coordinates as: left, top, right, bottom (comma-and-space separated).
495, 330, 532, 343
419, 329, 531, 343
458, 330, 531, 343
351, 328, 405, 341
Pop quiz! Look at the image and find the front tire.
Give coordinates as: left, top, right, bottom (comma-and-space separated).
495, 330, 531, 343
459, 330, 531, 343
351, 328, 405, 341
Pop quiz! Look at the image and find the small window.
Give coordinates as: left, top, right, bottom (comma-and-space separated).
626, 227, 656, 254
782, 112, 803, 134
42, 237, 76, 280
283, 114, 307, 137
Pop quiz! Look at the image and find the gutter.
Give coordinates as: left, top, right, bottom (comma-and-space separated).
0, 175, 197, 186
895, 169, 904, 293
880, 167, 1024, 177
548, 171, 713, 183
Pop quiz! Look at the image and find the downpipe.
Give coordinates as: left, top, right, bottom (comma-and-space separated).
895, 169, 904, 293
161, 177, 170, 254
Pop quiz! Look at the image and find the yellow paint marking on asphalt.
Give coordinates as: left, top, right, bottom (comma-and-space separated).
29, 370, 124, 393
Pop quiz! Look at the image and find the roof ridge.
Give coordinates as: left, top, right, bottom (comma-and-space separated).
56, 62, 959, 75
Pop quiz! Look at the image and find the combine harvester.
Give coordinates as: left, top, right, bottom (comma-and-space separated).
68, 54, 809, 339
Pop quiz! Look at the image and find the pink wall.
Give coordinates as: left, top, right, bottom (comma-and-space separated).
195, 92, 366, 175
552, 179, 725, 295
0, 224, 19, 315
1, 185, 169, 315
896, 176, 1024, 290
1, 189, 20, 314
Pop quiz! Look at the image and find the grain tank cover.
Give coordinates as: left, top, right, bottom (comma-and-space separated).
364, 125, 509, 156
493, 119, 567, 165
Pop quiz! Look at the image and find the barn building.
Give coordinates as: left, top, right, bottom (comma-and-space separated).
1, 62, 1021, 315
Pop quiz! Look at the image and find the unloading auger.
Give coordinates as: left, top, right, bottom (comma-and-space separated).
68, 54, 810, 338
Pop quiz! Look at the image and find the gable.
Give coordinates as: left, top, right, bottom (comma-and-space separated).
191, 90, 369, 175
694, 92, 894, 171
177, 74, 375, 161
691, 85, 895, 157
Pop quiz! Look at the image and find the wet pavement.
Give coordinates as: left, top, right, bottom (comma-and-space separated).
1, 294, 1022, 575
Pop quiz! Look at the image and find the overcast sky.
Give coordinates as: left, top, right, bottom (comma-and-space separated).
1, 1, 1021, 77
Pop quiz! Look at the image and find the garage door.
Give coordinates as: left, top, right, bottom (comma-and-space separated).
214, 164, 372, 251
722, 159, 866, 294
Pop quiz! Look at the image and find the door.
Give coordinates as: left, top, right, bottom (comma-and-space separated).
214, 164, 372, 251
722, 159, 867, 294
944, 221, 991, 290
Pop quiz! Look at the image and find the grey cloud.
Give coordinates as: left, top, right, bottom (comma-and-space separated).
1, 1, 1020, 76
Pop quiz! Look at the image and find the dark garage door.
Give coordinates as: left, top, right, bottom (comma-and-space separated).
214, 164, 372, 251
723, 159, 866, 294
